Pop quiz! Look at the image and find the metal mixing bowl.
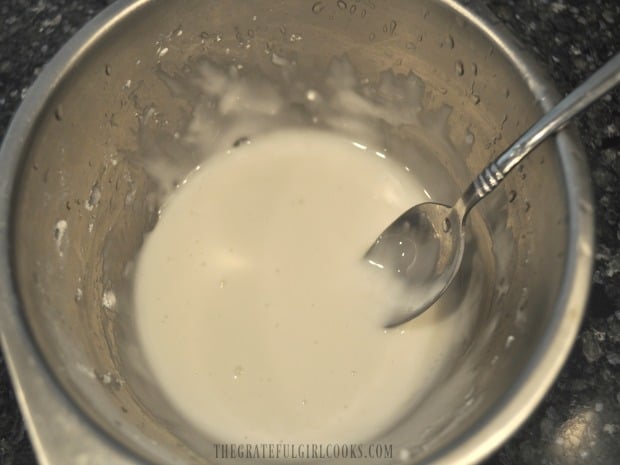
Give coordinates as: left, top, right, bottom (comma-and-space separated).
0, 1, 593, 464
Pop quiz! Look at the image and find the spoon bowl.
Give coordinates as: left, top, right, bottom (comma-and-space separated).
366, 203, 463, 327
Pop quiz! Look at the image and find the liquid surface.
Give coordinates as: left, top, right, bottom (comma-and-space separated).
134, 128, 469, 443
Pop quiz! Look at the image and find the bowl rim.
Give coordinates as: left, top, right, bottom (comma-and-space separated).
0, 1, 593, 464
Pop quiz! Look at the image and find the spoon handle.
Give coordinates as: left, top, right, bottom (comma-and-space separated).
455, 52, 620, 219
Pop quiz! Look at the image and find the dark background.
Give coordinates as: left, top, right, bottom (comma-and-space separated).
1, 1, 619, 464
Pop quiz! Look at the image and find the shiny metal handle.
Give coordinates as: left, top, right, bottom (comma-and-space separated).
456, 52, 620, 219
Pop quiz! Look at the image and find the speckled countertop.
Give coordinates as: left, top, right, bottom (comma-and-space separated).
1, 1, 618, 464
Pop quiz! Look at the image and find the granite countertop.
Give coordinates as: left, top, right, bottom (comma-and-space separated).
1, 1, 618, 464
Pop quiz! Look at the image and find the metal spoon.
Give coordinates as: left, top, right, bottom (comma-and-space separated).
366, 52, 620, 328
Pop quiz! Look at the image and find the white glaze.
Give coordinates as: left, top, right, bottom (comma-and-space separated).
134, 129, 469, 443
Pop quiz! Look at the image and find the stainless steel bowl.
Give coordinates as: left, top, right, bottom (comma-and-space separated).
0, 1, 593, 464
